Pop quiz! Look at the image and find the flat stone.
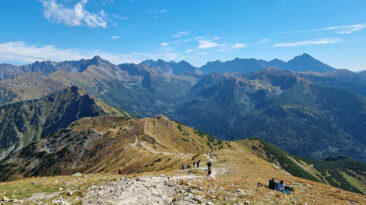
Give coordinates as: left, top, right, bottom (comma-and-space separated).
72, 172, 82, 177
2, 196, 9, 202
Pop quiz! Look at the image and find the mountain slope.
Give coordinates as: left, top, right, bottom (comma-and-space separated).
0, 72, 67, 105
0, 115, 222, 180
174, 68, 366, 162
257, 139, 366, 194
0, 86, 127, 160
298, 69, 366, 97
140, 59, 198, 74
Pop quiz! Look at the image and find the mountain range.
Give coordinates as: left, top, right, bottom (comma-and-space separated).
1, 54, 366, 164
0, 53, 337, 82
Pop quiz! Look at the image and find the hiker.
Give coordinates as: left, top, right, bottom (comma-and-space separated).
277, 180, 291, 194
269, 178, 278, 190
118, 168, 123, 175
277, 180, 285, 191
207, 161, 212, 177
182, 163, 185, 170
197, 160, 200, 168
193, 161, 196, 167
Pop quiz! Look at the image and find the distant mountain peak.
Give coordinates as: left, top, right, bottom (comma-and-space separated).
300, 53, 312, 57
286, 53, 335, 72
140, 58, 196, 74
91, 55, 103, 61
89, 55, 109, 65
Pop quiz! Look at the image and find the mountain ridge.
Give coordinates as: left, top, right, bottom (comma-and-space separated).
1, 115, 365, 196
201, 53, 335, 74
0, 86, 129, 160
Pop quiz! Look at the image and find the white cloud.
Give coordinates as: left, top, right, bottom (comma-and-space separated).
0, 41, 87, 63
111, 35, 121, 39
198, 40, 219, 49
173, 31, 189, 38
0, 41, 188, 65
217, 42, 246, 52
39, 0, 107, 28
233, 43, 246, 48
186, 49, 195, 53
273, 38, 340, 47
161, 42, 169, 46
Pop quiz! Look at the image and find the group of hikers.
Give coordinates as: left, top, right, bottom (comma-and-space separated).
181, 160, 213, 177
269, 178, 292, 194
182, 160, 200, 170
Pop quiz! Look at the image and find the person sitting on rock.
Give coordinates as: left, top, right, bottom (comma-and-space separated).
207, 161, 212, 177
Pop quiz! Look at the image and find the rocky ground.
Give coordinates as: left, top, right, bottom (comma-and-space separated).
1, 150, 366, 205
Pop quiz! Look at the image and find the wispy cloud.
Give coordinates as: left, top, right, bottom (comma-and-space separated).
111, 35, 121, 39
273, 38, 340, 47
172, 31, 189, 38
218, 43, 246, 52
146, 8, 167, 19
39, 0, 107, 28
197, 40, 219, 49
146, 9, 167, 14
111, 14, 128, 21
161, 42, 169, 46
282, 23, 366, 35
321, 23, 366, 34
259, 38, 270, 44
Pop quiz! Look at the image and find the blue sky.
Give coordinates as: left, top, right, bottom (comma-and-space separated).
0, 0, 366, 70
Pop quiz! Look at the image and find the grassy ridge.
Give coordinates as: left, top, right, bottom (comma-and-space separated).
258, 139, 319, 182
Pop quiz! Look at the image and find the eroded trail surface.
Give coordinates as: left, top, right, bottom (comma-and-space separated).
84, 174, 210, 205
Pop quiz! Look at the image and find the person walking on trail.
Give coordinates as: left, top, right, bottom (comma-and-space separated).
207, 161, 212, 177
182, 163, 185, 170
193, 161, 196, 168
197, 160, 200, 168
